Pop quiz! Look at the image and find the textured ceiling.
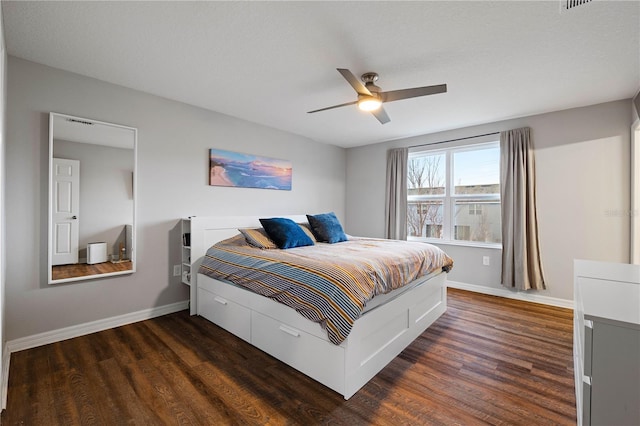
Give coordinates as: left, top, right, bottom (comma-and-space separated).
3, 1, 639, 148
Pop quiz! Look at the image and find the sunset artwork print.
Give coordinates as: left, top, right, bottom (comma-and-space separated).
209, 149, 292, 190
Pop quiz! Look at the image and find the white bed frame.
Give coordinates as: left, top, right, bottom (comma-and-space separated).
188, 216, 448, 400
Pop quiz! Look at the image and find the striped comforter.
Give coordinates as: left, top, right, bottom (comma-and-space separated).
199, 235, 453, 345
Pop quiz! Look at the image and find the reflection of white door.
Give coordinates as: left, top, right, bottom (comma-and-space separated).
52, 158, 80, 265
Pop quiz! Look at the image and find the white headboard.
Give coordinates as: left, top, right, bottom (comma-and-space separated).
188, 215, 308, 314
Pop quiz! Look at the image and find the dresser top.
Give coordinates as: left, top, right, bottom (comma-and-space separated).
575, 260, 640, 325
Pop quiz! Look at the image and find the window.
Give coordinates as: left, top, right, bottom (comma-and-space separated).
425, 224, 443, 238
469, 204, 482, 215
454, 225, 471, 240
407, 140, 501, 245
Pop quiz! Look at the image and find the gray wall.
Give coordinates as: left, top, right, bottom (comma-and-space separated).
346, 100, 633, 302
5, 57, 346, 341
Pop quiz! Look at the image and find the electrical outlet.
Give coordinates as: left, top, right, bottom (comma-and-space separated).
173, 265, 181, 276
482, 256, 490, 266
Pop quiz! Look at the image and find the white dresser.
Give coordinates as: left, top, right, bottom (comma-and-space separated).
574, 260, 640, 426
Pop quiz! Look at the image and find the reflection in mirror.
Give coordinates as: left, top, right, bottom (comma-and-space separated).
48, 113, 136, 284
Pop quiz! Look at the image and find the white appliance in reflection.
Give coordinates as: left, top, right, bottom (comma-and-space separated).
87, 242, 108, 264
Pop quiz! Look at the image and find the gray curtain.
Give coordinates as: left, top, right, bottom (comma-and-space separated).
385, 147, 408, 240
500, 127, 546, 290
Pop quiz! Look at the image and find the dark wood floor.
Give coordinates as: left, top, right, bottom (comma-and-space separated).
1, 289, 577, 425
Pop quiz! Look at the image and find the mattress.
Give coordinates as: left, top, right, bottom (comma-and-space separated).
199, 235, 453, 344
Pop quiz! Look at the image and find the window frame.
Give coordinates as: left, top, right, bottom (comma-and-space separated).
407, 139, 502, 248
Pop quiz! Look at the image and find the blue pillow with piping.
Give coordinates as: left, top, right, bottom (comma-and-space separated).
259, 217, 315, 249
306, 212, 348, 244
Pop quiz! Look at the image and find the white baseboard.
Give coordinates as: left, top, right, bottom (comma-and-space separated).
1, 342, 9, 410
447, 280, 574, 309
7, 300, 189, 354
1, 300, 189, 410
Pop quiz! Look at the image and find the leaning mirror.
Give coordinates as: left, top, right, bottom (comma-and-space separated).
48, 112, 137, 284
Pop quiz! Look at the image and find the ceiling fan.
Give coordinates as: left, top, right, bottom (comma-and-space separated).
307, 68, 447, 124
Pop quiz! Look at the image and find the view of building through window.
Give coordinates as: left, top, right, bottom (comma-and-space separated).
407, 142, 501, 244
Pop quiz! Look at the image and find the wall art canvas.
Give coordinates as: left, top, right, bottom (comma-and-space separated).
209, 149, 292, 190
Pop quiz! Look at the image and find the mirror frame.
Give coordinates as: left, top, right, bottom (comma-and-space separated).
48, 112, 137, 284
632, 118, 640, 264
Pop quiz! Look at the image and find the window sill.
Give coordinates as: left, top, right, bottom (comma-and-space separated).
408, 237, 502, 250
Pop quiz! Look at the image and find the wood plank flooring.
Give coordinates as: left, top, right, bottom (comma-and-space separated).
1, 289, 577, 425
52, 261, 133, 280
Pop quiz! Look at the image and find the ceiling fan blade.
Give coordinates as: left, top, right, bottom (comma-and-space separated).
371, 106, 390, 124
381, 84, 447, 103
337, 68, 372, 96
307, 100, 358, 114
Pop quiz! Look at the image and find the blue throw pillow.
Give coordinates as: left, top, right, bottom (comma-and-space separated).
306, 212, 348, 244
259, 218, 315, 249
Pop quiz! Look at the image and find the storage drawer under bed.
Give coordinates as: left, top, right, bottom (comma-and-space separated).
251, 311, 345, 392
198, 287, 251, 342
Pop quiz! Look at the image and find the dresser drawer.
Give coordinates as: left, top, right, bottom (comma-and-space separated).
251, 311, 345, 392
198, 287, 251, 342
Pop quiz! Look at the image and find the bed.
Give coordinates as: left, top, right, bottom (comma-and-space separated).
188, 215, 452, 399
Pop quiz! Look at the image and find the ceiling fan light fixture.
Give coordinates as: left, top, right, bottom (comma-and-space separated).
307, 68, 447, 125
358, 95, 382, 111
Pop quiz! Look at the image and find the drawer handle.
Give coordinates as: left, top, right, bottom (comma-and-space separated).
214, 296, 228, 306
279, 325, 300, 338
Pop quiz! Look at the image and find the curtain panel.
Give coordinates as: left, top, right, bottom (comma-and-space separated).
500, 127, 546, 291
385, 147, 408, 240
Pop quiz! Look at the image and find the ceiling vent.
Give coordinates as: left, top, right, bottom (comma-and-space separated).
561, 0, 593, 12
